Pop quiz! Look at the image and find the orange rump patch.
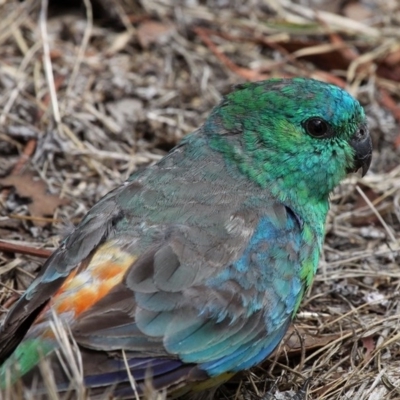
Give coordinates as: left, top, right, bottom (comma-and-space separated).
53, 241, 137, 317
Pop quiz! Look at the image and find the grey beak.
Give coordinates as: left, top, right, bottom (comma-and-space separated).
348, 125, 372, 176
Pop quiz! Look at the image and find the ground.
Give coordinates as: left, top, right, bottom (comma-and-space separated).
0, 0, 400, 399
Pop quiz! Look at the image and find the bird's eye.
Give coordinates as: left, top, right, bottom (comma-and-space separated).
304, 118, 330, 138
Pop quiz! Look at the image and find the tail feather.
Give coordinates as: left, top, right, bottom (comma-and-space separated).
0, 339, 55, 389
1, 340, 210, 398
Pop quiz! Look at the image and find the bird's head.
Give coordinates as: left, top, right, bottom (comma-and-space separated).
205, 78, 372, 204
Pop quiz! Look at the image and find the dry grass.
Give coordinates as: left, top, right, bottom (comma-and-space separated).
0, 0, 400, 399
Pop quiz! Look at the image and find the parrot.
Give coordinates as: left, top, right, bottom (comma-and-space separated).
0, 78, 372, 398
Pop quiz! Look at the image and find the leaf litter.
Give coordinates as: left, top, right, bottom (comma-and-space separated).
0, 0, 400, 399
0, 173, 70, 227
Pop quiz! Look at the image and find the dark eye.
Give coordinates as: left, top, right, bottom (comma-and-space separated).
304, 117, 330, 138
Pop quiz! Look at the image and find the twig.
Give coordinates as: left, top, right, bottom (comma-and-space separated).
193, 27, 269, 81
40, 0, 62, 128
10, 139, 37, 175
355, 185, 397, 244
0, 41, 41, 126
122, 349, 140, 400
0, 240, 53, 258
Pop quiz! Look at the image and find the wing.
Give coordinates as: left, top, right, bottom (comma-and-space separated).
69, 202, 307, 395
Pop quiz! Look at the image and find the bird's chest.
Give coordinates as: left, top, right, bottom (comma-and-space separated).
228, 213, 319, 324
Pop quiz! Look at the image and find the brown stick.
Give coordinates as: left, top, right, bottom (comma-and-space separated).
0, 241, 53, 258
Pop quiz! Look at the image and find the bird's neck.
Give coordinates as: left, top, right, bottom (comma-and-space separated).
206, 132, 331, 227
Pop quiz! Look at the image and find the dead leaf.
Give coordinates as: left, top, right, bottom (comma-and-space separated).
137, 20, 175, 49
107, 31, 133, 56
361, 336, 376, 362
276, 39, 352, 71
0, 173, 70, 227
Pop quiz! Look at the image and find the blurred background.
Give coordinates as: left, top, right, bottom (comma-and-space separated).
0, 1, 400, 399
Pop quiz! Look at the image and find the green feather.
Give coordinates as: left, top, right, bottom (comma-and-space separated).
0, 339, 54, 388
